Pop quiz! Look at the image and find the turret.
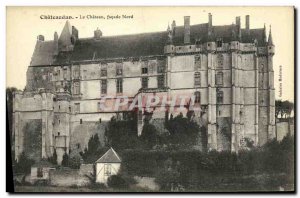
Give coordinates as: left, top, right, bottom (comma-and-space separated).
267, 25, 274, 55
54, 31, 59, 55
208, 13, 213, 41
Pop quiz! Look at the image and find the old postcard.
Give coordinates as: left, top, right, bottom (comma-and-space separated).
6, 6, 295, 192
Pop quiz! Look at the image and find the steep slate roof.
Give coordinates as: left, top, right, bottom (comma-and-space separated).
95, 148, 121, 163
30, 22, 267, 66
30, 41, 56, 66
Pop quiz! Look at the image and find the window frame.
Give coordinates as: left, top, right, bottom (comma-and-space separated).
194, 72, 201, 87
101, 79, 107, 94
116, 78, 123, 93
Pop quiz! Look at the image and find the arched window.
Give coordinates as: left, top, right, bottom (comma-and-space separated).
194, 91, 201, 104
194, 72, 201, 87
217, 54, 224, 68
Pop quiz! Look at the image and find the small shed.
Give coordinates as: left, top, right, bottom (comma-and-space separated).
95, 147, 121, 184
30, 160, 55, 183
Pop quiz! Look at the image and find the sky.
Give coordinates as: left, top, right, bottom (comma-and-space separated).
6, 6, 294, 102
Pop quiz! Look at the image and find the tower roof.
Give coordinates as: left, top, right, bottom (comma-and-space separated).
268, 25, 274, 46
95, 148, 121, 163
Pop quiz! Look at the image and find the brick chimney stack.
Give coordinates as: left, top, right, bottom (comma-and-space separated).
184, 16, 190, 44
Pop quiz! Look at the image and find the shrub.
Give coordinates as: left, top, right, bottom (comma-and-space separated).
107, 175, 128, 189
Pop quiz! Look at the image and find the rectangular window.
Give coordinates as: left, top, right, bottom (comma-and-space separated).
142, 67, 148, 74
104, 164, 112, 176
73, 82, 80, 95
116, 64, 123, 76
141, 77, 148, 89
82, 70, 87, 80
217, 91, 224, 104
101, 68, 107, 77
97, 102, 102, 111
74, 103, 80, 113
73, 70, 80, 79
101, 79, 107, 94
217, 39, 223, 47
194, 55, 201, 70
194, 72, 201, 87
116, 79, 123, 93
216, 72, 223, 85
63, 68, 68, 79
157, 65, 165, 73
157, 75, 165, 88
37, 168, 43, 178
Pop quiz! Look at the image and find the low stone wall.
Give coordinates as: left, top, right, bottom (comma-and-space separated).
276, 122, 294, 141
49, 168, 91, 187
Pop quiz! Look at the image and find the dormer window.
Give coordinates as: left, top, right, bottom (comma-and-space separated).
217, 38, 223, 47
116, 63, 123, 76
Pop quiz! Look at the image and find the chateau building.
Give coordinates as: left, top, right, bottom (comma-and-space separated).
13, 14, 275, 164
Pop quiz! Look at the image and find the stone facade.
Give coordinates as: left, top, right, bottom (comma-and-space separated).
13, 14, 275, 164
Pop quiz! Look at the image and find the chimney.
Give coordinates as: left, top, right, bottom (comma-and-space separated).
236, 16, 241, 27
208, 13, 212, 28
37, 35, 44, 41
54, 32, 58, 42
184, 16, 190, 44
246, 15, 250, 30
94, 28, 102, 40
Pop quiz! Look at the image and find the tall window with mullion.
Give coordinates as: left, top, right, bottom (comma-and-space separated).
116, 78, 123, 93
141, 77, 148, 89
216, 72, 223, 86
157, 75, 165, 88
101, 79, 107, 94
194, 72, 201, 87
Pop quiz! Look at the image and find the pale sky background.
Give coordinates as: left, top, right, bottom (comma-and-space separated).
6, 6, 294, 102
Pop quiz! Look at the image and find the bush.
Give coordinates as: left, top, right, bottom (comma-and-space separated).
107, 175, 128, 189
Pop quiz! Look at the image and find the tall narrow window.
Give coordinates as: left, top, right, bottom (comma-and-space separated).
194, 55, 201, 70
141, 77, 148, 89
116, 63, 123, 76
101, 68, 107, 77
74, 103, 80, 113
63, 68, 68, 79
104, 164, 112, 176
138, 110, 143, 124
142, 67, 148, 74
73, 82, 80, 95
157, 75, 165, 88
217, 38, 223, 47
217, 90, 224, 104
194, 72, 201, 87
116, 78, 123, 93
73, 69, 80, 79
194, 91, 201, 104
216, 72, 223, 86
157, 64, 165, 73
217, 54, 224, 68
101, 79, 107, 94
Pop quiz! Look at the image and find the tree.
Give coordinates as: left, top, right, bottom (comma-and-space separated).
104, 114, 139, 150
140, 123, 158, 149
166, 113, 200, 147
276, 100, 294, 119
14, 152, 35, 174
61, 153, 69, 167
107, 175, 128, 189
48, 149, 58, 165
80, 134, 106, 163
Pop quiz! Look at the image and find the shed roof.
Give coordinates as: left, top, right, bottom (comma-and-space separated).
95, 148, 121, 163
